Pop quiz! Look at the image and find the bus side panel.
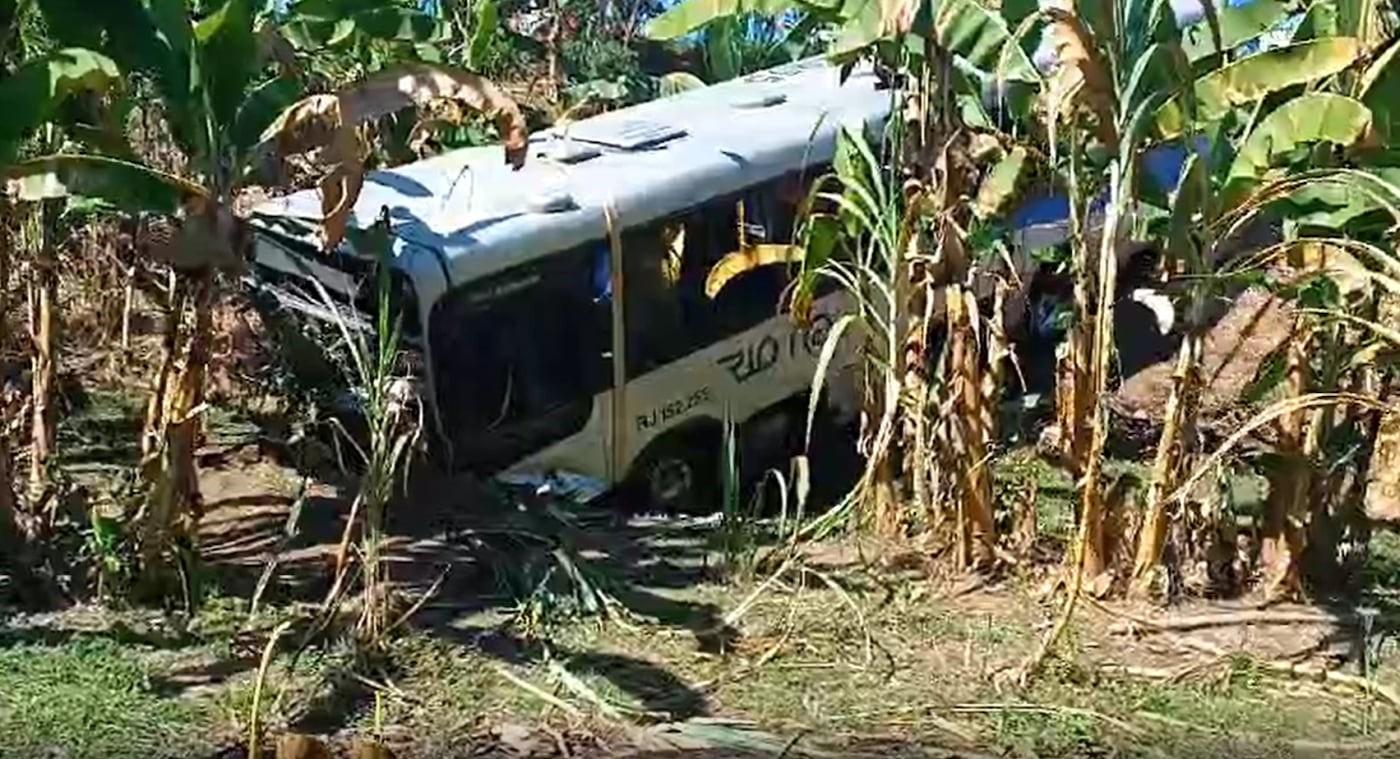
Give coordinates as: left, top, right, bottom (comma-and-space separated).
619, 291, 856, 472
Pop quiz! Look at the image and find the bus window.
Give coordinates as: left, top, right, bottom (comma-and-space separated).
430, 244, 611, 472
622, 175, 811, 379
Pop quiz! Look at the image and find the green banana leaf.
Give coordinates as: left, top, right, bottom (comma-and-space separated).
466, 0, 498, 71
195, 0, 258, 134
37, 0, 202, 154
0, 49, 121, 166
974, 146, 1030, 220
1224, 92, 1374, 205
645, 0, 798, 40
1157, 37, 1361, 136
1180, 0, 1298, 60
917, 0, 1037, 82
1361, 37, 1400, 142
6, 153, 204, 214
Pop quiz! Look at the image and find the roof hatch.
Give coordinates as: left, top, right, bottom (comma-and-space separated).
568, 118, 687, 150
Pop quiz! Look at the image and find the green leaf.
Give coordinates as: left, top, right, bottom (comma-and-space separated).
1223, 93, 1374, 205
645, 0, 797, 40
351, 6, 445, 43
1156, 37, 1363, 136
974, 146, 1028, 220
6, 153, 203, 214
1290, 0, 1340, 40
0, 49, 122, 167
706, 16, 742, 81
1276, 167, 1400, 228
832, 0, 881, 55
466, 0, 497, 71
1180, 0, 1297, 60
38, 0, 202, 153
1169, 152, 1207, 271
1361, 36, 1400, 143
1243, 345, 1287, 403
195, 0, 257, 134
919, 0, 1037, 82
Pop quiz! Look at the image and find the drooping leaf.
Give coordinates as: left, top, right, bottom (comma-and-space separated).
0, 49, 122, 166
261, 65, 528, 251
1275, 167, 1400, 228
974, 146, 1029, 220
645, 0, 797, 40
195, 0, 257, 134
231, 76, 305, 158
466, 0, 497, 71
707, 244, 805, 298
5, 153, 204, 214
1156, 37, 1362, 136
1042, 9, 1117, 147
1223, 93, 1375, 205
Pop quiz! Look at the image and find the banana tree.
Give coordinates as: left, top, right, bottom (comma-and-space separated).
0, 35, 122, 569
6, 0, 526, 600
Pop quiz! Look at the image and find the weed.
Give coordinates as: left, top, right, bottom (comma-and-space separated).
0, 639, 208, 759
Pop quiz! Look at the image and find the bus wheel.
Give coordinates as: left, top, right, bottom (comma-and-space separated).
629, 435, 718, 514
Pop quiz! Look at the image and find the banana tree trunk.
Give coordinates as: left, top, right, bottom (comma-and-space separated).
140, 273, 213, 597
143, 271, 183, 459
0, 198, 20, 557
28, 199, 59, 507
1260, 335, 1311, 599
1131, 331, 1203, 595
1365, 293, 1400, 524
948, 285, 997, 567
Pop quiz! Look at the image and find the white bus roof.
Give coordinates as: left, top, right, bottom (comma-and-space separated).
251, 58, 892, 291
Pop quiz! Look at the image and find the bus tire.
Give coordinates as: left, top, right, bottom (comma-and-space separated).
626, 427, 721, 514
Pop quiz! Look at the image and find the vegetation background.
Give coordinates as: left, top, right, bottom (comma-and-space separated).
4, 0, 1400, 757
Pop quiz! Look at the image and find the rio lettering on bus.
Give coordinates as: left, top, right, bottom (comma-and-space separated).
716, 312, 835, 384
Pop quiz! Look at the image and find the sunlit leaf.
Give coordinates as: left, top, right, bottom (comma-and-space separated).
973, 146, 1029, 220
6, 153, 204, 214
1180, 0, 1298, 60
659, 71, 708, 97
645, 0, 797, 40
707, 244, 805, 298
1157, 37, 1362, 137
919, 0, 1037, 82
1223, 93, 1375, 205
